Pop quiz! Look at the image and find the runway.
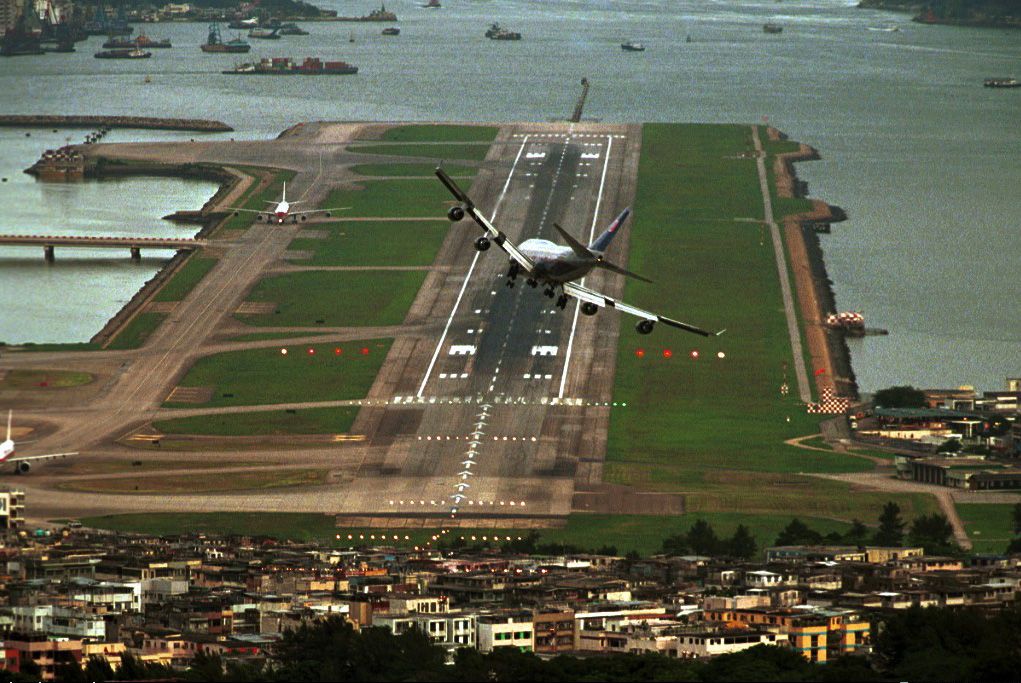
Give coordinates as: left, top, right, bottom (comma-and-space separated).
3, 121, 646, 524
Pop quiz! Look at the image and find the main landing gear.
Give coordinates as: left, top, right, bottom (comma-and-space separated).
474, 236, 491, 252
505, 262, 520, 288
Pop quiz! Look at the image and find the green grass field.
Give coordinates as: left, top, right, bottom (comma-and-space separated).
237, 270, 426, 327
153, 256, 218, 302
320, 178, 452, 217
105, 312, 167, 350
63, 469, 326, 494
350, 163, 475, 178
349, 143, 492, 161
0, 369, 93, 388
957, 503, 1016, 554
78, 511, 856, 557
601, 123, 933, 524
286, 220, 451, 267
154, 406, 360, 436
165, 339, 391, 408
372, 124, 500, 143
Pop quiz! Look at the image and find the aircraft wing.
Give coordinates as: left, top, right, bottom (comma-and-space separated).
228, 207, 266, 214
435, 168, 536, 275
563, 281, 720, 338
296, 207, 350, 216
11, 452, 77, 464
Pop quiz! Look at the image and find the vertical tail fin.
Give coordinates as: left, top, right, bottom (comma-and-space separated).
588, 208, 631, 253
281, 182, 286, 203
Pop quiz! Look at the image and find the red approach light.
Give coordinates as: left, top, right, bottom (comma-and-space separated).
308, 348, 316, 355
334, 348, 342, 355
690, 350, 700, 360
635, 348, 645, 359
360, 347, 369, 355
662, 349, 673, 359
280, 348, 288, 355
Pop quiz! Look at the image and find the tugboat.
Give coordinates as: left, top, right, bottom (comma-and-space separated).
201, 24, 251, 53
278, 23, 309, 35
621, 40, 645, 51
223, 56, 358, 75
94, 46, 151, 58
381, 27, 400, 35
103, 32, 171, 49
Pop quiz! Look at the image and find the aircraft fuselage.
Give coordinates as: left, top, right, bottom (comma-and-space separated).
518, 238, 597, 283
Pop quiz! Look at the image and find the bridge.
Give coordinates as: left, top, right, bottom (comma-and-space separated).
0, 235, 207, 261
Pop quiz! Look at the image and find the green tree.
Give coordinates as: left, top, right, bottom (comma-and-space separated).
774, 518, 822, 546
686, 519, 720, 555
873, 385, 926, 408
842, 518, 871, 546
909, 513, 957, 555
874, 502, 905, 546
662, 532, 689, 556
726, 525, 757, 559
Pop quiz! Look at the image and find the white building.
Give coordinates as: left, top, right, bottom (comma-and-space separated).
477, 612, 534, 653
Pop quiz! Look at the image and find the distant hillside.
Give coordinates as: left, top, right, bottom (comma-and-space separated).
860, 0, 1021, 27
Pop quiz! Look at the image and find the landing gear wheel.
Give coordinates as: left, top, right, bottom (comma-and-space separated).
526, 279, 538, 288
448, 206, 465, 222
543, 287, 555, 298
474, 236, 491, 252
556, 294, 568, 309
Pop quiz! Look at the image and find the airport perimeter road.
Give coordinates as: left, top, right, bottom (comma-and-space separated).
344, 122, 641, 521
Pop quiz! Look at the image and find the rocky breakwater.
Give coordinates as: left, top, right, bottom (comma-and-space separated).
0, 115, 233, 132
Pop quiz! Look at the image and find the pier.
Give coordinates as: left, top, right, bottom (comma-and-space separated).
0, 235, 207, 261
0, 115, 233, 132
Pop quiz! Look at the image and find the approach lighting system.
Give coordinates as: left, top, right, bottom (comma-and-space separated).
308, 348, 315, 355
635, 348, 645, 359
717, 351, 726, 359
663, 349, 673, 359
360, 347, 370, 355
334, 347, 342, 355
280, 348, 288, 355
690, 350, 700, 360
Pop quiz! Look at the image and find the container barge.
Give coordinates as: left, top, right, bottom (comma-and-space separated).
223, 56, 358, 75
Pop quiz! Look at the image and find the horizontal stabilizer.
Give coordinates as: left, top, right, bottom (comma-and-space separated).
553, 223, 594, 260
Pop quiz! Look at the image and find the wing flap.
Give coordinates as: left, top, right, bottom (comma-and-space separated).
13, 452, 77, 463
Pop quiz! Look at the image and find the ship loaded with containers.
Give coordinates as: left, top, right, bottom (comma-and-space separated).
223, 57, 358, 75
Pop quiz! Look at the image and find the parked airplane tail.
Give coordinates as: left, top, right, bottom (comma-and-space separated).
588, 208, 631, 253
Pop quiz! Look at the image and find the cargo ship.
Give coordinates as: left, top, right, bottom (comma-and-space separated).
279, 23, 310, 35
621, 41, 645, 51
223, 56, 358, 75
201, 24, 251, 53
103, 32, 171, 49
337, 3, 397, 21
984, 77, 1020, 88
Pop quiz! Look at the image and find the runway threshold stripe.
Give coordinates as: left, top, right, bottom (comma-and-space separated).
416, 133, 531, 398
558, 134, 614, 399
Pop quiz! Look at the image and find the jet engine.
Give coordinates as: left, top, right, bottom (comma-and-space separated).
636, 319, 655, 335
15, 461, 29, 474
256, 214, 266, 222
581, 302, 599, 316
448, 206, 465, 222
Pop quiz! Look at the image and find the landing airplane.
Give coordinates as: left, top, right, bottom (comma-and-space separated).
436, 168, 722, 337
0, 411, 77, 474
230, 183, 348, 224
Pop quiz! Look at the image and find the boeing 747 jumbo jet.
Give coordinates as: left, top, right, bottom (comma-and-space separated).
0, 411, 77, 474
230, 183, 348, 224
436, 168, 722, 337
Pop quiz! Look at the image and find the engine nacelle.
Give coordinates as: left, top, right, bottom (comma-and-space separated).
636, 319, 655, 335
475, 236, 491, 252
581, 302, 599, 316
15, 461, 30, 474
325, 212, 332, 218
448, 206, 466, 222
256, 214, 266, 222
299, 214, 308, 222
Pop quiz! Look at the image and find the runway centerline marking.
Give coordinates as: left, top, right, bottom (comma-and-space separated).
558, 134, 615, 399
417, 134, 531, 398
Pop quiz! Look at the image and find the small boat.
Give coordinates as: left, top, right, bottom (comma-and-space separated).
621, 41, 645, 52
422, 0, 441, 7
248, 28, 281, 39
763, 23, 783, 33
382, 27, 400, 35
984, 77, 1020, 88
94, 47, 151, 59
867, 25, 900, 32
278, 23, 309, 35
485, 23, 521, 40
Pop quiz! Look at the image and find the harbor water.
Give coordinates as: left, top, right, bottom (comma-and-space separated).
0, 0, 1018, 390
